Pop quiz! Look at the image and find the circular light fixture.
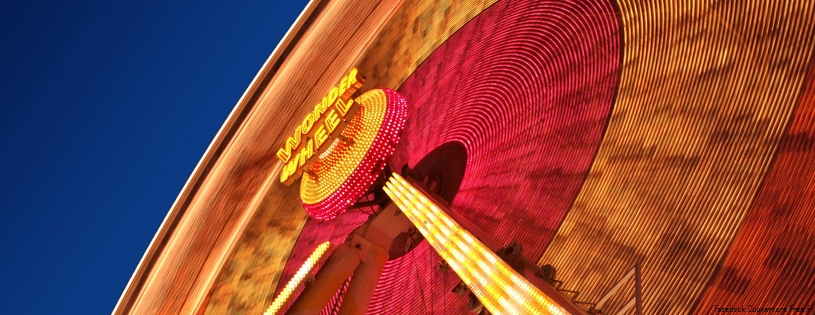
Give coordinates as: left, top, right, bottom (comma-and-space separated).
300, 88, 407, 220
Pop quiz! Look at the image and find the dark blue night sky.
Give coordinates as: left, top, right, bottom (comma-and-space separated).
0, 1, 309, 313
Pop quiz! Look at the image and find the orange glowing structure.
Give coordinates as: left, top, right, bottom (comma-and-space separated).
113, 1, 815, 314
383, 173, 572, 315
263, 242, 332, 315
299, 88, 406, 220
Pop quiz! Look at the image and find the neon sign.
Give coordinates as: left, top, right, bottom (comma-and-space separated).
274, 68, 407, 220
278, 69, 365, 185
300, 88, 406, 220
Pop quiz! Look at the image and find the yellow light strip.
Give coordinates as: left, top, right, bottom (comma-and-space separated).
263, 241, 332, 315
383, 173, 571, 315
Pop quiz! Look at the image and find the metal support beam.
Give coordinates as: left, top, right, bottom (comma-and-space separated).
593, 267, 635, 310
591, 264, 643, 315
337, 236, 389, 315
285, 202, 414, 314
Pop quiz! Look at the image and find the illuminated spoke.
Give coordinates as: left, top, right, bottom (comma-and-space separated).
384, 173, 571, 315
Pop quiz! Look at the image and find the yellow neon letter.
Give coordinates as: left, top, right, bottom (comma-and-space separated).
327, 87, 339, 105
298, 139, 314, 167
280, 159, 297, 183
324, 109, 340, 134
314, 100, 327, 117
339, 76, 349, 93
276, 125, 303, 163
314, 125, 329, 149
334, 98, 355, 117
347, 68, 359, 87
301, 113, 316, 134
280, 164, 290, 183
276, 148, 291, 164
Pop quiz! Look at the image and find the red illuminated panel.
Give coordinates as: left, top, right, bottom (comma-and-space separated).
318, 275, 352, 315
691, 54, 815, 314
366, 242, 464, 314
370, 0, 621, 313
391, 0, 620, 261
300, 88, 407, 220
278, 0, 620, 313
269, 210, 370, 314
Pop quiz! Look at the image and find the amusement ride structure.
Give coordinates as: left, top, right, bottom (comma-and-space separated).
115, 0, 815, 314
